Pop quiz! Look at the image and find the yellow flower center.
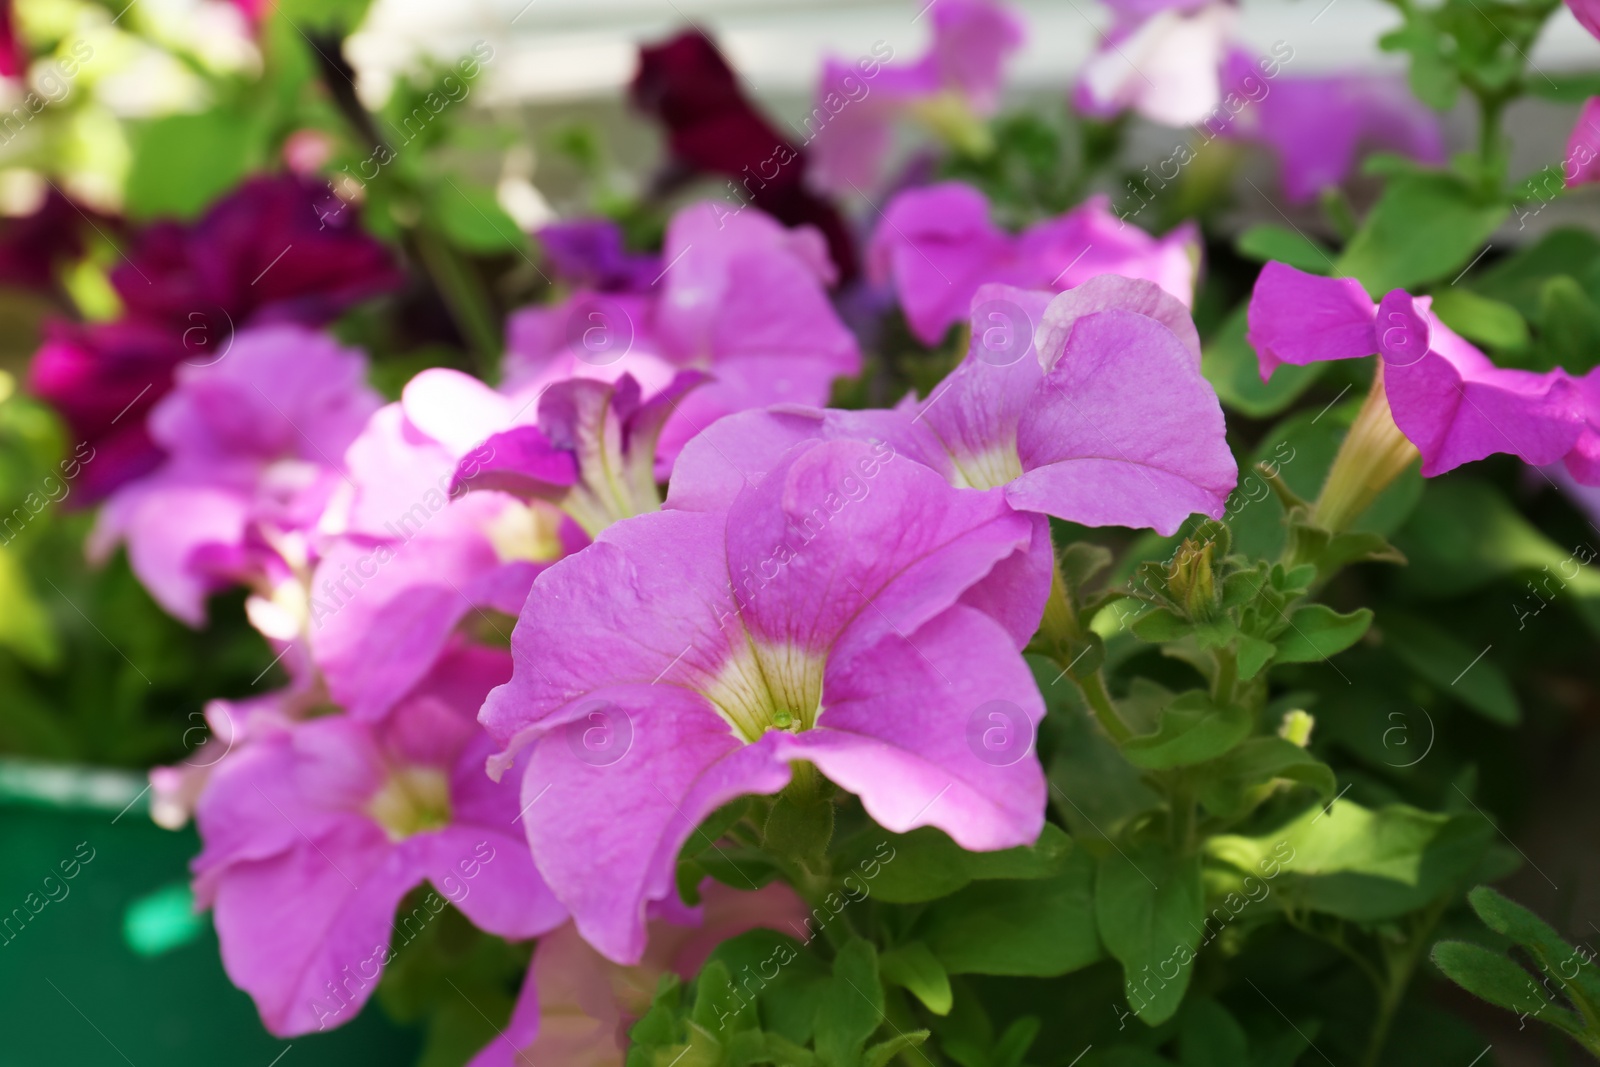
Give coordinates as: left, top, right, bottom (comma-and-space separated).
367, 766, 451, 841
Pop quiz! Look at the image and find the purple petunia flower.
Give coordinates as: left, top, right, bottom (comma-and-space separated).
480, 437, 1049, 963
537, 218, 663, 293
1247, 261, 1587, 478
868, 181, 1199, 345
808, 0, 1025, 193
669, 277, 1235, 541
89, 324, 381, 626
193, 646, 566, 1037
505, 201, 861, 471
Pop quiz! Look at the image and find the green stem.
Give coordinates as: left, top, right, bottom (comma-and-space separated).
1361, 898, 1448, 1067
1211, 646, 1238, 707
1075, 669, 1133, 745
411, 225, 502, 374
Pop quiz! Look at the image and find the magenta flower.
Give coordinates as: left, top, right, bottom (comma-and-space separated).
1565, 97, 1600, 188
89, 325, 381, 626
1074, 0, 1239, 126
537, 218, 663, 293
481, 437, 1048, 963
193, 646, 566, 1037
1244, 71, 1444, 203
505, 201, 861, 470
809, 0, 1025, 193
471, 882, 809, 1067
868, 181, 1198, 345
670, 278, 1235, 540
310, 368, 582, 720
451, 370, 706, 537
1248, 262, 1586, 478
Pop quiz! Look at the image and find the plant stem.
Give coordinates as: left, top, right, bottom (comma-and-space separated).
1361, 898, 1448, 1067
1075, 668, 1133, 745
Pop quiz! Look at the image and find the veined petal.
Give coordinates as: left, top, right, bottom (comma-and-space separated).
1011, 308, 1236, 534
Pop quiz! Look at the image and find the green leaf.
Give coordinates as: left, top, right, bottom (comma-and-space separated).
426, 180, 530, 255
1432, 941, 1583, 1035
1428, 287, 1529, 351
1271, 605, 1372, 664
1467, 887, 1600, 1009
124, 110, 258, 220
1381, 612, 1519, 724
1335, 172, 1506, 294
274, 0, 373, 34
693, 959, 755, 1036
1201, 304, 1325, 418
815, 939, 883, 1067
1235, 225, 1335, 274
835, 824, 1067, 904
1527, 71, 1600, 102
1131, 607, 1188, 643
863, 1032, 929, 1067
1209, 800, 1493, 921
1096, 846, 1204, 1025
1177, 999, 1250, 1067
1123, 691, 1251, 770
704, 929, 830, 1045
1235, 634, 1276, 682
0, 544, 58, 667
1196, 737, 1336, 819
917, 843, 1103, 977
878, 942, 952, 1015
1537, 275, 1600, 375
990, 1017, 1040, 1067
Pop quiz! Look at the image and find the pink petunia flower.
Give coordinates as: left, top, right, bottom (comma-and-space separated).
480, 437, 1048, 963
89, 324, 381, 626
470, 882, 810, 1067
1074, 0, 1239, 127
192, 646, 566, 1037
668, 278, 1236, 542
505, 201, 861, 472
1565, 97, 1600, 188
1247, 261, 1587, 480
808, 0, 1025, 193
868, 181, 1198, 345
309, 368, 583, 721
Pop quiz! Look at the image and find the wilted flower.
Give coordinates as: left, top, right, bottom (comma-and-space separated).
1074, 0, 1240, 127
470, 882, 809, 1067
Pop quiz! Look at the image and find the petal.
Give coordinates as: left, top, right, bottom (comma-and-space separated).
518, 684, 792, 963
1036, 274, 1201, 368
725, 438, 1036, 654
480, 508, 741, 759
450, 424, 578, 500
1246, 261, 1377, 376
1011, 308, 1236, 534
1566, 97, 1600, 189
782, 604, 1046, 851
417, 826, 567, 940
211, 825, 418, 1036
1386, 319, 1584, 476
665, 405, 935, 513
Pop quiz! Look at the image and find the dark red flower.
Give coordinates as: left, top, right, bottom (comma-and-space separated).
630, 30, 857, 282
27, 175, 403, 503
0, 190, 110, 292
112, 174, 404, 330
